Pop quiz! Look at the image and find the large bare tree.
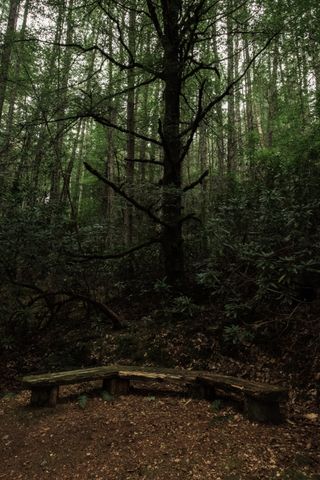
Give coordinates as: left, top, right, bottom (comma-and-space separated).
53, 0, 278, 284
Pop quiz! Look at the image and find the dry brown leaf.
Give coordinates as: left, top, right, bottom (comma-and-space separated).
303, 413, 318, 421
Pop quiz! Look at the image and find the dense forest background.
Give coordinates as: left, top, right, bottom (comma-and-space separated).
0, 0, 319, 399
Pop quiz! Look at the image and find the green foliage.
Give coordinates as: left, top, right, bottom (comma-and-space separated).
153, 277, 171, 294
0, 333, 15, 351
100, 390, 114, 402
144, 395, 156, 401
77, 394, 88, 409
210, 399, 222, 412
115, 333, 145, 362
197, 141, 320, 330
209, 414, 234, 426
0, 392, 17, 399
223, 325, 254, 346
1, 0, 320, 378
171, 296, 201, 318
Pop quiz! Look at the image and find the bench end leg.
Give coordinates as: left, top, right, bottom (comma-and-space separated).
245, 395, 282, 423
30, 386, 59, 407
103, 378, 130, 396
188, 382, 216, 400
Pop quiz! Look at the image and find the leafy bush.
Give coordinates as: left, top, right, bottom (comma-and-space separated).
223, 324, 254, 346
196, 141, 320, 338
171, 296, 201, 317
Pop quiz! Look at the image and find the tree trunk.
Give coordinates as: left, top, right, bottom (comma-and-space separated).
72, 120, 86, 218
199, 120, 208, 251
212, 18, 225, 175
60, 120, 82, 205
103, 18, 114, 241
244, 35, 255, 167
234, 34, 242, 173
125, 6, 136, 248
4, 0, 29, 143
161, 0, 184, 285
50, 0, 74, 205
227, 0, 236, 173
0, 0, 20, 128
266, 41, 279, 148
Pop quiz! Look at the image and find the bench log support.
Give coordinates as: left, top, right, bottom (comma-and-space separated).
103, 377, 130, 396
188, 382, 216, 401
31, 385, 59, 407
244, 395, 282, 423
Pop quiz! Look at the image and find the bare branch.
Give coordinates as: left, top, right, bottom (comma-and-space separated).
96, 1, 135, 63
90, 112, 162, 146
179, 31, 280, 157
125, 157, 164, 167
31, 112, 161, 147
146, 0, 164, 40
4, 277, 124, 330
178, 213, 202, 225
183, 59, 220, 82
33, 39, 163, 78
180, 79, 206, 162
93, 76, 159, 103
66, 238, 161, 262
183, 169, 209, 192
84, 162, 168, 227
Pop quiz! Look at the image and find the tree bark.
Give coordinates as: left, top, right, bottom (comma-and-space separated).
50, 0, 74, 205
0, 0, 20, 128
244, 35, 255, 166
266, 41, 279, 148
125, 6, 136, 248
160, 0, 184, 285
227, 0, 236, 173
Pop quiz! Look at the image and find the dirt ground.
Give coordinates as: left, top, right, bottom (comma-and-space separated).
0, 383, 319, 480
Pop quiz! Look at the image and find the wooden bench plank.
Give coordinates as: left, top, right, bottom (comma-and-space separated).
22, 366, 118, 387
196, 373, 287, 401
117, 366, 197, 384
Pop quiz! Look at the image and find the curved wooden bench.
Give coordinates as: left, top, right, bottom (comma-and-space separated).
21, 365, 287, 423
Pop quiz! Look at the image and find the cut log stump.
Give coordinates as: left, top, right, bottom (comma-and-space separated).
188, 383, 216, 400
103, 378, 130, 396
30, 386, 59, 407
245, 395, 282, 423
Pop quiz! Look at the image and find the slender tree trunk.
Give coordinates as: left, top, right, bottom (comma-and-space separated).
0, 0, 20, 128
234, 35, 242, 173
212, 19, 225, 175
60, 120, 82, 205
227, 0, 236, 174
161, 0, 184, 284
5, 0, 29, 142
72, 120, 86, 218
244, 36, 255, 167
149, 82, 161, 184
104, 20, 114, 238
138, 28, 152, 188
125, 6, 136, 248
294, 38, 308, 126
266, 41, 279, 148
311, 42, 320, 118
199, 120, 208, 250
50, 0, 74, 205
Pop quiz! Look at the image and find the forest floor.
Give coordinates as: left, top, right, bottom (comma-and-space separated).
0, 382, 319, 480
1, 289, 319, 479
